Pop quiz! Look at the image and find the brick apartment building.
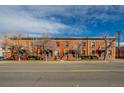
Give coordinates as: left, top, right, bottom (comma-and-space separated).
4, 37, 116, 60
116, 46, 124, 59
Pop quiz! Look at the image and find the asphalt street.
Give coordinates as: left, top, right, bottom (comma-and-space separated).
0, 61, 124, 87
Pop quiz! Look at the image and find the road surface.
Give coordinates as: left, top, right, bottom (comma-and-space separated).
0, 61, 124, 87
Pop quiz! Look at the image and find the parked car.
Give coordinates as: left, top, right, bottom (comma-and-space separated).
0, 56, 5, 60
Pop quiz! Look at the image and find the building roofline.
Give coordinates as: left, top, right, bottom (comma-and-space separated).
10, 37, 116, 40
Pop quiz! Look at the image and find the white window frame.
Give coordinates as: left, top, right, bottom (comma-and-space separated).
82, 42, 86, 47
91, 42, 95, 48
108, 50, 112, 56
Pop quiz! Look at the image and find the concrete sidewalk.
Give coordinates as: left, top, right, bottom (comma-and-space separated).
111, 59, 124, 63
0, 59, 123, 64
0, 60, 111, 64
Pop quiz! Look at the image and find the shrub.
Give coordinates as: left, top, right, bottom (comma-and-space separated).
81, 56, 89, 59
81, 56, 98, 60
89, 56, 98, 60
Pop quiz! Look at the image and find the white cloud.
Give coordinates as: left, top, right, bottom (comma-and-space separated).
0, 6, 70, 36
0, 15, 69, 33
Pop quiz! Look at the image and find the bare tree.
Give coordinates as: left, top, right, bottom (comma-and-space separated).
103, 35, 108, 60
2, 31, 28, 61
72, 43, 82, 61
6, 32, 22, 61
1, 32, 14, 50
33, 33, 50, 61
103, 35, 116, 60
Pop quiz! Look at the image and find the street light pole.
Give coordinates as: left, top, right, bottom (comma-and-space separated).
117, 31, 122, 58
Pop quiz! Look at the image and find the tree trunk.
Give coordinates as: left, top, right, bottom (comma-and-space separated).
104, 36, 107, 60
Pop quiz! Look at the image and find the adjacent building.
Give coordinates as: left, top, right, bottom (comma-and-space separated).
116, 46, 124, 59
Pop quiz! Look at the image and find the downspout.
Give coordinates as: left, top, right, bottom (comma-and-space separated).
87, 37, 89, 56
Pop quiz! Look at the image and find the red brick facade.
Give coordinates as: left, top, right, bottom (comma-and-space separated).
5, 37, 116, 60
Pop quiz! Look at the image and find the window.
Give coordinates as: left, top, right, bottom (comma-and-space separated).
82, 42, 86, 47
108, 50, 112, 56
108, 41, 112, 47
82, 50, 85, 55
64, 49, 68, 55
91, 42, 95, 48
56, 42, 60, 47
49, 50, 53, 57
64, 41, 69, 47
54, 50, 59, 56
91, 50, 96, 55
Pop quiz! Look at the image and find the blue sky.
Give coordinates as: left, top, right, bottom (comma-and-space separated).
0, 5, 124, 43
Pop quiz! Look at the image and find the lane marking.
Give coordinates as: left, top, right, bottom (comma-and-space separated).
70, 69, 124, 72
70, 69, 106, 72
0, 69, 124, 72
0, 66, 9, 67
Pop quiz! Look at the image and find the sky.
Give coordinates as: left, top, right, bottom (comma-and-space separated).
0, 5, 124, 43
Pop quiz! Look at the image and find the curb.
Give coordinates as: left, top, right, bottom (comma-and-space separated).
0, 61, 111, 64
0, 59, 124, 64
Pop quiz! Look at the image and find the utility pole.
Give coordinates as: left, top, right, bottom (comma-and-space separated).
117, 31, 122, 58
